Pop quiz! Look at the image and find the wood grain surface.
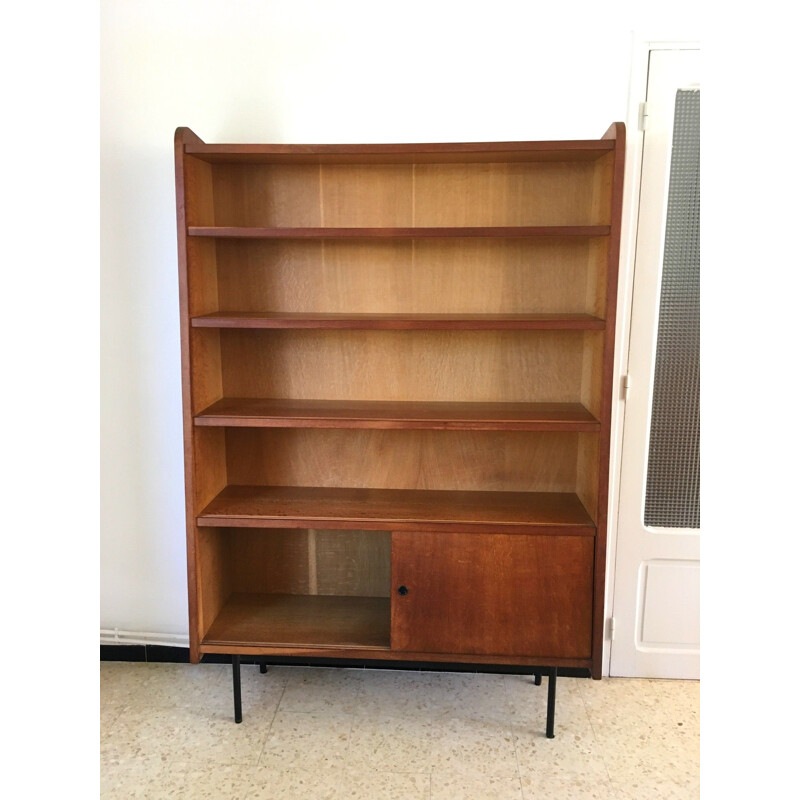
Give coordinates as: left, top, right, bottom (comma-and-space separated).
185, 138, 615, 164
223, 429, 582, 493
191, 312, 605, 330
214, 237, 606, 316
392, 532, 593, 658
203, 593, 391, 649
189, 225, 610, 238
197, 485, 596, 534
194, 398, 600, 431
217, 329, 589, 403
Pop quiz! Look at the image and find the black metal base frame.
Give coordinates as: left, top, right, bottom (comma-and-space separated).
231, 658, 558, 737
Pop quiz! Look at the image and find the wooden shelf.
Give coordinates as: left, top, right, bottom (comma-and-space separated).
203, 593, 390, 649
187, 225, 610, 239
197, 485, 596, 534
190, 312, 606, 331
184, 139, 615, 164
195, 398, 601, 431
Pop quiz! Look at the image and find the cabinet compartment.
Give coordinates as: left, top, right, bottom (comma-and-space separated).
391, 532, 593, 658
197, 527, 391, 648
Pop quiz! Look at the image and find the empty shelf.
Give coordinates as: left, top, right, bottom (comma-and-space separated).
197, 485, 596, 534
188, 225, 610, 239
194, 398, 601, 431
203, 593, 390, 649
190, 312, 606, 330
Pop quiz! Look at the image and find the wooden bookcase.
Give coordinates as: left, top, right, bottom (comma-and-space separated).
174, 124, 625, 698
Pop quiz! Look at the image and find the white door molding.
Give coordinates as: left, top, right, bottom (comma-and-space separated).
602, 36, 700, 676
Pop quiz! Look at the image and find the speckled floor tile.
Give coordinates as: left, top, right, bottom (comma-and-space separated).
431, 772, 523, 800
101, 703, 127, 734
100, 663, 153, 706
520, 773, 619, 800
582, 680, 698, 750
100, 706, 193, 767
599, 739, 699, 785
422, 673, 511, 724
136, 664, 229, 708
504, 675, 588, 729
100, 664, 699, 800
513, 718, 608, 777
168, 709, 274, 766
430, 718, 518, 777
346, 715, 434, 773
171, 763, 253, 799
580, 677, 699, 719
588, 707, 694, 738
246, 766, 341, 800
353, 670, 438, 719
336, 770, 431, 800
279, 667, 365, 713
590, 710, 699, 767
204, 664, 288, 718
258, 710, 353, 772
611, 774, 699, 800
100, 760, 185, 799
100, 662, 233, 712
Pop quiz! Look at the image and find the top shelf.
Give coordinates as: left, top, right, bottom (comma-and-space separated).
183, 139, 615, 165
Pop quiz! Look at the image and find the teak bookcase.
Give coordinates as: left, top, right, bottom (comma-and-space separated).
174, 124, 625, 734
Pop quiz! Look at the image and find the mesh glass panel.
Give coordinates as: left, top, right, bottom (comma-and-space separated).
643, 89, 700, 529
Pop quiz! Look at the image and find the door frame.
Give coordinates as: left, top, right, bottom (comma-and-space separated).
602, 36, 700, 676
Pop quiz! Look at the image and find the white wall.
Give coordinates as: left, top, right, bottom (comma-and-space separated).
100, 0, 651, 636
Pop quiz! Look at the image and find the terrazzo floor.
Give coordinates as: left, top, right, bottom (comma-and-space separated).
100, 663, 699, 799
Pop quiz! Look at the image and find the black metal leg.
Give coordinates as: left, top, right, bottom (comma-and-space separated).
533, 672, 542, 686
259, 661, 268, 674
546, 667, 557, 738
232, 655, 242, 724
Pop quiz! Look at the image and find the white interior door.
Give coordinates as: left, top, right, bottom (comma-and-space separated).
610, 48, 700, 679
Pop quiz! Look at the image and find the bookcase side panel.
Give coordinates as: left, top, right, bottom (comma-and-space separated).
591, 124, 626, 677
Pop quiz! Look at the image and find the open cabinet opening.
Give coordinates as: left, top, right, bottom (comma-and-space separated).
197, 527, 391, 649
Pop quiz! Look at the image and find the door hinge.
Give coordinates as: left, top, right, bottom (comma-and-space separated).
607, 617, 616, 640
639, 102, 649, 131
622, 374, 631, 400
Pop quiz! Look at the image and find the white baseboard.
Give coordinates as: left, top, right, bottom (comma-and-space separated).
100, 628, 190, 648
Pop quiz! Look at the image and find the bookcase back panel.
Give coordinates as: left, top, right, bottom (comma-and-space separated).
214, 238, 605, 316
224, 429, 581, 493
218, 329, 587, 402
411, 162, 604, 227
207, 161, 610, 227
209, 528, 391, 598
211, 164, 322, 227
